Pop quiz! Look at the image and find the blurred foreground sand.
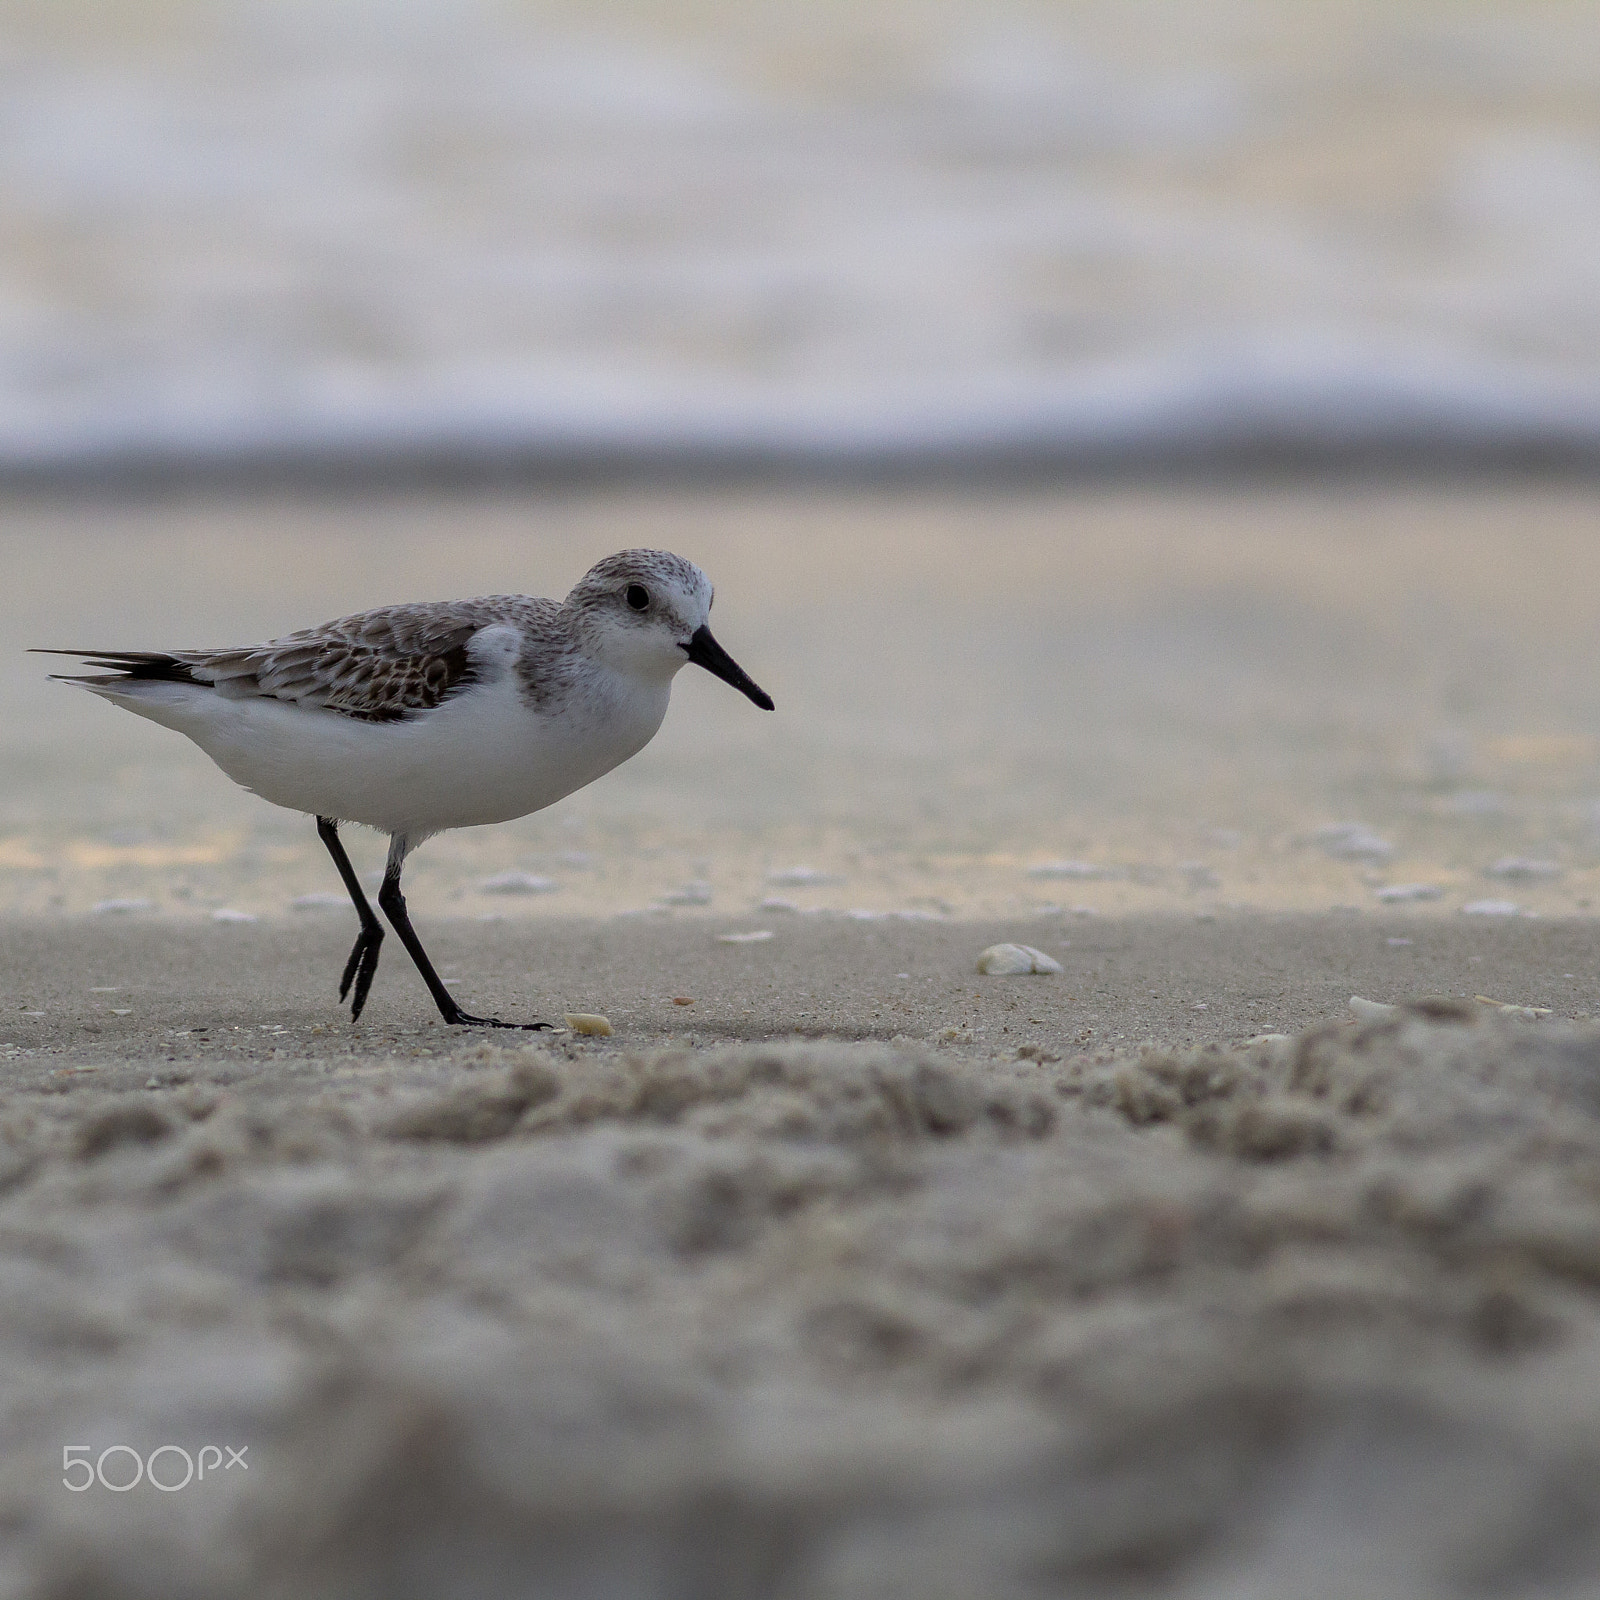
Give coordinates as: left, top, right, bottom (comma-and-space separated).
5, 486, 1600, 1595
3, 941, 1600, 1596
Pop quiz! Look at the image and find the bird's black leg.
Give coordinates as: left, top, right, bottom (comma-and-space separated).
376, 835, 551, 1030
316, 816, 385, 1021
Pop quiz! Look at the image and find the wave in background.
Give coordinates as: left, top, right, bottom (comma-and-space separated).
1, 0, 1599, 482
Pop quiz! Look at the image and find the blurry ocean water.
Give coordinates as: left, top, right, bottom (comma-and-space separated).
1, 0, 1598, 477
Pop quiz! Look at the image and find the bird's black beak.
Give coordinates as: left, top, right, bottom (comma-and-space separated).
683, 625, 774, 710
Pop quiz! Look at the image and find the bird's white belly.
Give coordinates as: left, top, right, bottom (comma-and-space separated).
110, 670, 670, 836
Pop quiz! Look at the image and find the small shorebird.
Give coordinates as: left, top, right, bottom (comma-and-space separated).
39, 549, 773, 1029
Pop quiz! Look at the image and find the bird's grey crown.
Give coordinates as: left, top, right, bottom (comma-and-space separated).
564, 549, 710, 616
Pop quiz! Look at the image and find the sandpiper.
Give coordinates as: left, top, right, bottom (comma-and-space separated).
40, 549, 773, 1028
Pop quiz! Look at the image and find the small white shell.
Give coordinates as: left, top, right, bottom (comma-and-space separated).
1348, 995, 1398, 1022
91, 898, 153, 914
563, 1013, 613, 1036
1462, 899, 1519, 916
767, 866, 840, 886
290, 892, 349, 911
977, 943, 1064, 976
1484, 857, 1561, 881
659, 881, 713, 906
1375, 883, 1442, 903
717, 930, 774, 943
1026, 860, 1110, 880
211, 908, 258, 924
480, 871, 557, 895
1312, 823, 1394, 861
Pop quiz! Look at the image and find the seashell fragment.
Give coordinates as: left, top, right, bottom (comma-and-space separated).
767, 866, 840, 886
1375, 883, 1442, 903
563, 1013, 613, 1036
290, 892, 348, 911
1484, 857, 1561, 881
1348, 995, 1398, 1022
717, 930, 773, 943
92, 898, 153, 914
659, 881, 713, 906
480, 871, 557, 895
977, 943, 1064, 976
1473, 995, 1553, 1019
211, 908, 258, 924
1027, 860, 1112, 880
1462, 899, 1519, 916
1312, 823, 1394, 862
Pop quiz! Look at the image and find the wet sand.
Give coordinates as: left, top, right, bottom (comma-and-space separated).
5, 485, 1600, 1595
4, 910, 1598, 1071
7, 484, 1600, 921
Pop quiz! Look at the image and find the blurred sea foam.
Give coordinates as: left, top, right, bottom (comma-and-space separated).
1, 0, 1599, 480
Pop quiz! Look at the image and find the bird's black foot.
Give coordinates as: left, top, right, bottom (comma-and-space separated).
440, 1006, 555, 1031
374, 861, 554, 1031
339, 925, 385, 1021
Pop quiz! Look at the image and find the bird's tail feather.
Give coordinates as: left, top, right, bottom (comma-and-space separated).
31, 649, 203, 687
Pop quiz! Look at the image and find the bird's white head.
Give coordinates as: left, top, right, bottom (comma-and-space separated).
564, 550, 774, 709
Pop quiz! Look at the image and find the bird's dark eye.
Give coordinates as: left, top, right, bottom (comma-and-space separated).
625, 584, 650, 611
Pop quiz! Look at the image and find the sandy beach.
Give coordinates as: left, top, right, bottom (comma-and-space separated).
4, 0, 1600, 1588
4, 484, 1600, 1595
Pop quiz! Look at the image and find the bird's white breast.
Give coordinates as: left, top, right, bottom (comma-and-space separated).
93, 630, 673, 837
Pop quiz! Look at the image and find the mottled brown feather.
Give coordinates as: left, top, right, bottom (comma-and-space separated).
42, 551, 707, 725
171, 598, 544, 722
